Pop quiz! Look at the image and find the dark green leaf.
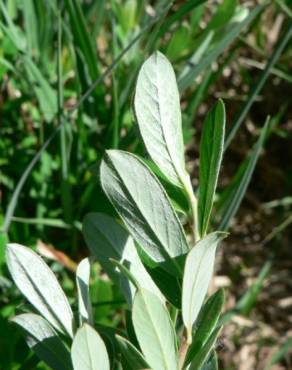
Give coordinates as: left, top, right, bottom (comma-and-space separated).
185, 289, 224, 366
83, 212, 162, 303
219, 118, 269, 231
198, 100, 225, 237
116, 334, 150, 370
12, 314, 72, 370
189, 326, 222, 370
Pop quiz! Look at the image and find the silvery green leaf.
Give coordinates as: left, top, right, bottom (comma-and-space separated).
132, 289, 178, 370
83, 212, 163, 303
182, 233, 226, 341
71, 324, 109, 370
76, 258, 93, 325
100, 151, 189, 274
6, 243, 74, 337
12, 313, 72, 370
134, 51, 186, 187
116, 334, 150, 369
198, 100, 225, 237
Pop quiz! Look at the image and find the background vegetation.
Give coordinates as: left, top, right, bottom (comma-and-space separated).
0, 0, 291, 369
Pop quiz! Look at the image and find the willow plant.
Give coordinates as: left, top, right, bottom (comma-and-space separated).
6, 52, 228, 370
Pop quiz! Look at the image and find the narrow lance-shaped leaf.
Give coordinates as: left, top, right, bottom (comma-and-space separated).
184, 289, 224, 367
71, 324, 110, 370
182, 232, 227, 342
201, 350, 218, 370
12, 314, 72, 370
83, 212, 163, 303
100, 150, 189, 275
134, 51, 187, 187
6, 243, 74, 337
132, 289, 178, 370
116, 334, 150, 370
198, 100, 225, 237
76, 258, 93, 325
189, 326, 222, 370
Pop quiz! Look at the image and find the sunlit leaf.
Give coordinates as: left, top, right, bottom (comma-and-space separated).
6, 243, 74, 337
76, 258, 93, 325
134, 51, 186, 187
100, 150, 189, 275
12, 313, 72, 370
71, 324, 109, 370
132, 289, 178, 370
182, 233, 226, 341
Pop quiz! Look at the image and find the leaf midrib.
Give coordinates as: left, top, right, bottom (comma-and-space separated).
200, 107, 224, 234
105, 153, 188, 263
10, 247, 72, 337
153, 53, 184, 186
141, 291, 174, 370
187, 245, 211, 332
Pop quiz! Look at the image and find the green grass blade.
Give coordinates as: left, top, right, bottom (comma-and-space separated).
236, 259, 272, 316
23, 56, 57, 121
264, 338, 292, 370
218, 117, 270, 231
153, 0, 207, 43
63, 0, 99, 81
224, 23, 292, 148
206, 0, 237, 30
10, 217, 71, 229
22, 0, 38, 57
178, 2, 267, 92
57, 10, 73, 224
2, 3, 169, 233
91, 0, 106, 37
0, 0, 25, 51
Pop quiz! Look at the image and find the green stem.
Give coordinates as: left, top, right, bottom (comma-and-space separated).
182, 175, 200, 243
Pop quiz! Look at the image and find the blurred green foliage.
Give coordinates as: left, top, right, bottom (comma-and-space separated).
0, 0, 291, 368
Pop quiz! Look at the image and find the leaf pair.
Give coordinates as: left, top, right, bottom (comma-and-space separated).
101, 52, 225, 273
6, 243, 74, 369
6, 243, 74, 338
6, 243, 111, 370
